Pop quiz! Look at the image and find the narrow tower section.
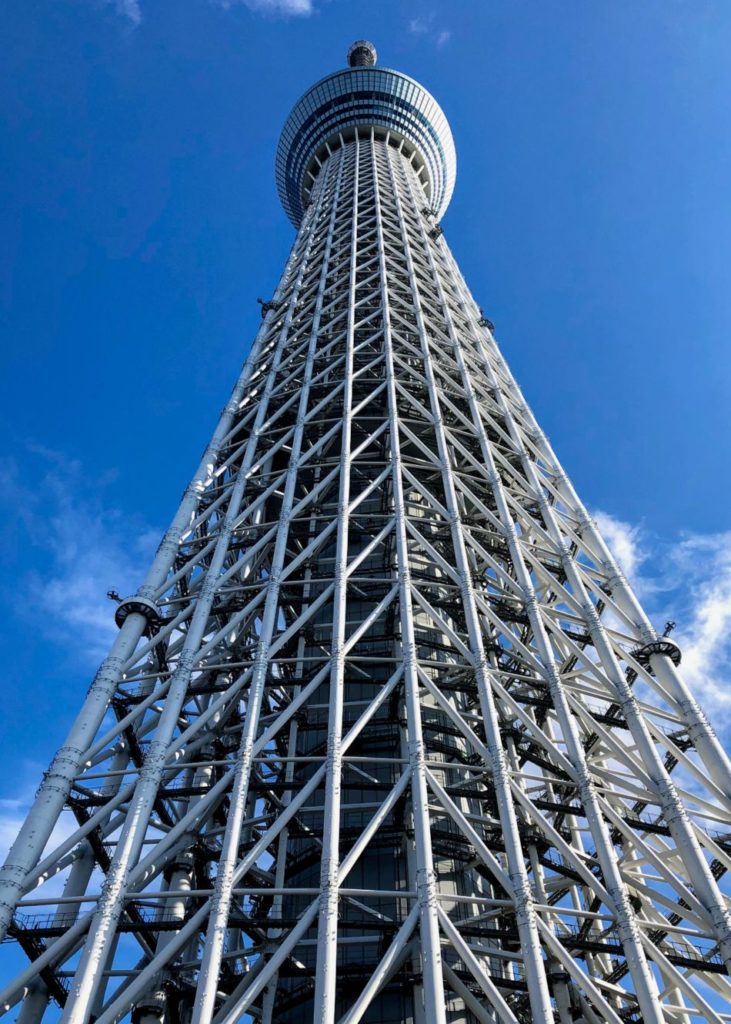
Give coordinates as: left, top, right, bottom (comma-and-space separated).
1, 42, 731, 1024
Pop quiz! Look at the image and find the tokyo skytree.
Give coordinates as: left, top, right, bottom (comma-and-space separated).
2, 38, 731, 1024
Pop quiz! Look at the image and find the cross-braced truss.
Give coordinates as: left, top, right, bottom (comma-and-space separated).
2, 129, 731, 1024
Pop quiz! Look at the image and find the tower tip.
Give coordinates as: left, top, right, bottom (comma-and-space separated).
347, 40, 377, 68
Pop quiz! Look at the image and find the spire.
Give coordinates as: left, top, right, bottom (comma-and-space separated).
346, 39, 377, 67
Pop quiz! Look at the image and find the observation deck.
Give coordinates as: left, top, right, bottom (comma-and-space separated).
276, 40, 456, 228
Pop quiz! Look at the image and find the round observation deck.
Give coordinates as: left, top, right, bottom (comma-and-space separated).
276, 41, 456, 228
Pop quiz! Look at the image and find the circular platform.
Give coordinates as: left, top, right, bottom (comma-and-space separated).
276, 47, 456, 228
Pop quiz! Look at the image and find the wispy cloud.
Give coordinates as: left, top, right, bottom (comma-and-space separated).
101, 0, 315, 23
408, 13, 451, 48
593, 509, 731, 735
0, 801, 27, 865
0, 449, 157, 887
409, 16, 431, 35
668, 531, 731, 715
216, 0, 315, 15
105, 0, 142, 25
0, 446, 158, 664
0, 764, 78, 864
593, 509, 647, 592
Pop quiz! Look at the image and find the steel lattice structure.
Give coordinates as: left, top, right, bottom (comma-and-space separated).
2, 39, 731, 1024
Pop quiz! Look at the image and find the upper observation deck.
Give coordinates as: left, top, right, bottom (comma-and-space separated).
276, 40, 456, 228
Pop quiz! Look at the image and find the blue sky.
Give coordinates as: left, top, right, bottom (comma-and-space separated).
1, 0, 731, 858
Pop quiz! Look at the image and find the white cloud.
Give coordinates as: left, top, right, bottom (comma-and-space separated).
667, 531, 731, 716
0, 805, 26, 866
408, 13, 450, 47
0, 766, 78, 869
593, 509, 647, 589
101, 0, 316, 21
409, 16, 431, 35
0, 446, 158, 664
592, 509, 731, 737
106, 0, 142, 25
0, 451, 157, 894
217, 0, 314, 15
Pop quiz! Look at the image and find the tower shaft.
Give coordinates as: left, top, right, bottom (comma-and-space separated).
2, 45, 731, 1024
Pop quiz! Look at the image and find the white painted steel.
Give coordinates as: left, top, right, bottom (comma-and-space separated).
373, 132, 448, 1024
312, 133, 359, 1024
2, 44, 730, 1024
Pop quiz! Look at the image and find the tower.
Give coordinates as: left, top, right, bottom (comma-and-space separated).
1, 36, 730, 1024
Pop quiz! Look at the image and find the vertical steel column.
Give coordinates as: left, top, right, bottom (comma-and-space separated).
16, 985, 51, 1024
0, 219, 316, 944
16, 845, 96, 1024
444, 246, 731, 801
261, 448, 323, 1024
0, 202, 321, 950
57, 169, 333, 1024
439, 237, 731, 970
191, 144, 347, 1024
313, 133, 359, 1022
402, 166, 667, 1023
385, 140, 555, 1023
372, 135, 447, 1024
